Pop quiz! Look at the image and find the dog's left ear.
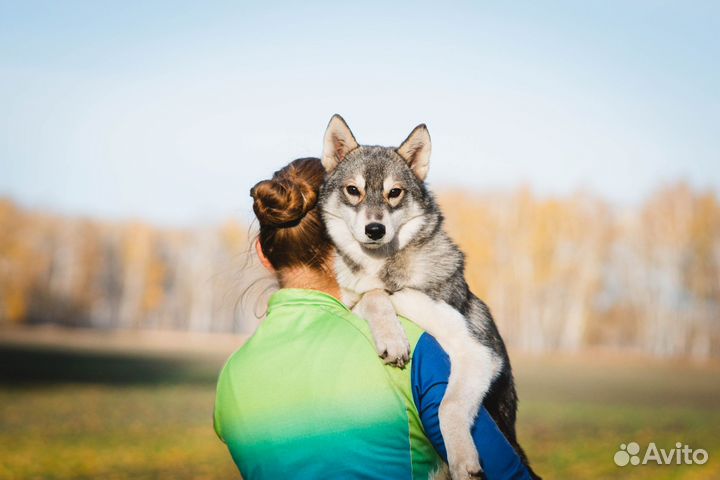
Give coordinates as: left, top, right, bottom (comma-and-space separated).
397, 124, 431, 181
322, 114, 359, 172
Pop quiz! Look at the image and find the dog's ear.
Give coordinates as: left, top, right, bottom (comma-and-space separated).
397, 124, 431, 181
322, 114, 359, 172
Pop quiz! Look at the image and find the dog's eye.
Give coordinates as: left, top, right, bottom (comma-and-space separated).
388, 188, 403, 199
346, 185, 360, 196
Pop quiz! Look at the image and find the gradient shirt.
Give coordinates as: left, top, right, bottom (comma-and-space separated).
214, 288, 529, 479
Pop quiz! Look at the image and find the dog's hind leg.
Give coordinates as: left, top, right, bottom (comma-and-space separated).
440, 345, 500, 479
353, 289, 411, 368
390, 289, 502, 480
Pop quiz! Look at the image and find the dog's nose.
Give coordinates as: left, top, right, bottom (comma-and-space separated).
365, 223, 386, 240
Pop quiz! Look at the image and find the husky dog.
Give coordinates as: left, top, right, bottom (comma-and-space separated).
318, 115, 538, 480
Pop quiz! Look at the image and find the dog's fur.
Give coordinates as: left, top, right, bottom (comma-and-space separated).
318, 115, 539, 479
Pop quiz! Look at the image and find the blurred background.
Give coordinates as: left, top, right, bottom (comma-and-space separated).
1, 1, 718, 479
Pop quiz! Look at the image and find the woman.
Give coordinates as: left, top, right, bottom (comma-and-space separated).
214, 158, 531, 479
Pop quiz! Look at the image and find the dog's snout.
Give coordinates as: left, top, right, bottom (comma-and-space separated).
365, 223, 386, 240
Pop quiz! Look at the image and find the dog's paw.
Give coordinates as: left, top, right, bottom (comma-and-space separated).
353, 289, 411, 368
449, 460, 483, 480
449, 448, 483, 480
375, 331, 411, 368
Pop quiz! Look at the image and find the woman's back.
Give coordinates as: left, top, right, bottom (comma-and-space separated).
214, 288, 442, 480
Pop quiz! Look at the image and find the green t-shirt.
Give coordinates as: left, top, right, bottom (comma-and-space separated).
214, 288, 443, 479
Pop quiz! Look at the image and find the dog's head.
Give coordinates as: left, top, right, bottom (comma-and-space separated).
318, 114, 438, 254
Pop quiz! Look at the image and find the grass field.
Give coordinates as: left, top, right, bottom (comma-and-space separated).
1, 328, 718, 479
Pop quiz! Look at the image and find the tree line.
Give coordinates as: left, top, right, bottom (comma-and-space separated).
1, 182, 718, 358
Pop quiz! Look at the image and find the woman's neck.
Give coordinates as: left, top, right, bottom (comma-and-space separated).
279, 266, 341, 300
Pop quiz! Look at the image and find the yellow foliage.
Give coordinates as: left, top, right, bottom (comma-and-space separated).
0, 184, 718, 357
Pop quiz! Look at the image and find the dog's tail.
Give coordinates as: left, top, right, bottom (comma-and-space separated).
510, 441, 542, 480
484, 372, 542, 479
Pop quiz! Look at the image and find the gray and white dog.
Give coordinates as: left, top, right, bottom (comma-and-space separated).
318, 115, 538, 480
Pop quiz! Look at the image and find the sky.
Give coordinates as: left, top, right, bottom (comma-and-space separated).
1, 0, 719, 225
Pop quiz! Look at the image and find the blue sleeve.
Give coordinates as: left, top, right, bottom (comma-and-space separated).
411, 333, 531, 480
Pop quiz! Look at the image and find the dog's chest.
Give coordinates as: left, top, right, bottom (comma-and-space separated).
335, 249, 430, 294
335, 254, 387, 294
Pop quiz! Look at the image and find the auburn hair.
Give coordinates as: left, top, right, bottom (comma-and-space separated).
250, 158, 333, 272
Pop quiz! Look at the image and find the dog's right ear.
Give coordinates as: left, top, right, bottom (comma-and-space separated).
397, 124, 431, 181
322, 114, 359, 172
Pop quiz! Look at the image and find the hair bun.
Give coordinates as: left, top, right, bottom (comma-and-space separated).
251, 173, 318, 227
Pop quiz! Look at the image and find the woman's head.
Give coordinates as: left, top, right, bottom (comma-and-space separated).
250, 158, 334, 282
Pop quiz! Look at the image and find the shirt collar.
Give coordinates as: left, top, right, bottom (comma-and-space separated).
267, 288, 349, 313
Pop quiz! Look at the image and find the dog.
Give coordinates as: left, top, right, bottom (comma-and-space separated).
318, 115, 539, 480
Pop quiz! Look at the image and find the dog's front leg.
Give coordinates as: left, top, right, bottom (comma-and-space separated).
390, 288, 502, 480
352, 289, 411, 368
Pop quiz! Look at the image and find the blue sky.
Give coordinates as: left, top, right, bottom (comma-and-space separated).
1, 1, 718, 225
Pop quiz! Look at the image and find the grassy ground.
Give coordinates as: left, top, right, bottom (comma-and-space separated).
1, 329, 718, 479
514, 354, 720, 479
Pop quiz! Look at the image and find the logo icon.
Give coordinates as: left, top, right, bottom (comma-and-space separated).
614, 442, 641, 466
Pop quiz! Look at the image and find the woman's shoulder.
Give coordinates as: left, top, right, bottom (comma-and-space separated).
216, 299, 438, 392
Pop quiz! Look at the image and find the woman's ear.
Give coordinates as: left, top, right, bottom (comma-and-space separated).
255, 238, 274, 272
